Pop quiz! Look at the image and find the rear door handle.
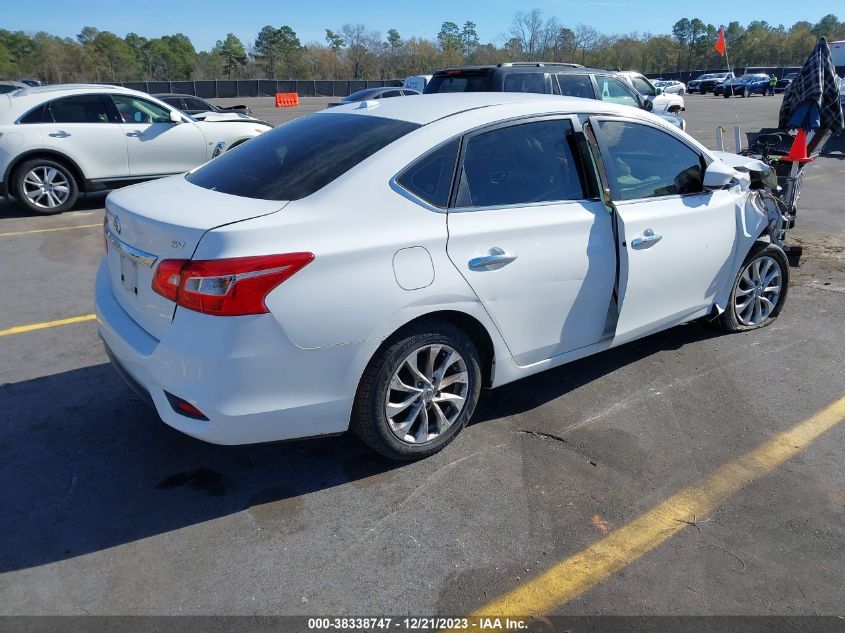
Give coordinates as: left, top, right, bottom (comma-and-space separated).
48, 131, 70, 138
469, 247, 518, 270
631, 229, 662, 249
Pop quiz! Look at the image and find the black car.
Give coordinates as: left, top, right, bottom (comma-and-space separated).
327, 87, 420, 108
423, 62, 686, 130
718, 73, 771, 98
153, 93, 252, 116
687, 72, 733, 94
775, 72, 799, 93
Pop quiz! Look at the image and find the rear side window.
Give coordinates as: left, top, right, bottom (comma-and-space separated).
503, 73, 546, 94
455, 119, 585, 208
48, 95, 112, 123
425, 73, 493, 93
557, 74, 595, 99
597, 120, 704, 201
187, 113, 419, 201
19, 104, 49, 124
183, 97, 209, 110
396, 139, 460, 208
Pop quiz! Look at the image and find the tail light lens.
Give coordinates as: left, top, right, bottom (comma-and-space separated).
152, 253, 314, 316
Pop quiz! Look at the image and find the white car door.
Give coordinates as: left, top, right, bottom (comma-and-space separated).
39, 93, 128, 180
444, 117, 617, 367
588, 117, 739, 345
110, 94, 208, 177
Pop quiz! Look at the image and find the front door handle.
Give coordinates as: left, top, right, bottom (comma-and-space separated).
469, 247, 518, 270
631, 229, 662, 249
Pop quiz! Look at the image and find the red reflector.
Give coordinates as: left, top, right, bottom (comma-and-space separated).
165, 392, 209, 420
152, 253, 314, 316
446, 69, 463, 75
151, 259, 189, 302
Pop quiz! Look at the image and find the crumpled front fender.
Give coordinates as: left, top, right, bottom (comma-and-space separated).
711, 189, 774, 315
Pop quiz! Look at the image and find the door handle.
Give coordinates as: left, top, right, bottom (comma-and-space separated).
48, 131, 70, 138
631, 229, 662, 249
469, 247, 518, 270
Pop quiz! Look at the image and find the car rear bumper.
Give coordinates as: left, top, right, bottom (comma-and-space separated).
95, 260, 363, 445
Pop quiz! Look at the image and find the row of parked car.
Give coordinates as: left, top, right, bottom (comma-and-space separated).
687, 71, 799, 96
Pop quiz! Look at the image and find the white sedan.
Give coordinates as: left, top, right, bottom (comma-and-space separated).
96, 93, 789, 460
654, 79, 686, 95
0, 84, 271, 214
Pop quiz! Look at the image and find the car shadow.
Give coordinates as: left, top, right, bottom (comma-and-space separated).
0, 320, 724, 573
471, 320, 722, 424
0, 192, 107, 219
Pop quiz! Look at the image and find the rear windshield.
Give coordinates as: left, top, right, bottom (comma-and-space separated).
425, 73, 493, 93
186, 113, 419, 201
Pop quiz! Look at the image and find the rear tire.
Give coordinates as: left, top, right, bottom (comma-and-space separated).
715, 242, 789, 333
351, 320, 482, 461
13, 158, 79, 215
742, 87, 750, 98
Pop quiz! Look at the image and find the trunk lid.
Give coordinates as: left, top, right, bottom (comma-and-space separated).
104, 175, 287, 341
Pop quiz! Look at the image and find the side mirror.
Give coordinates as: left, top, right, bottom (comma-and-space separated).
644, 99, 654, 112
169, 110, 182, 124
703, 160, 735, 189
654, 87, 663, 95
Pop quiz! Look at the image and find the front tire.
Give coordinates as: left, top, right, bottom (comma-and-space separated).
715, 242, 789, 332
13, 158, 79, 215
351, 320, 482, 461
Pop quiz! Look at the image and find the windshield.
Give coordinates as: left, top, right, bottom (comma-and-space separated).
187, 113, 419, 201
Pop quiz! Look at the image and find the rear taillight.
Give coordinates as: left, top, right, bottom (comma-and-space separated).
151, 253, 314, 316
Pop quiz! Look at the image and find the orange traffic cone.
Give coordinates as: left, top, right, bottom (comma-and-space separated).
782, 128, 814, 163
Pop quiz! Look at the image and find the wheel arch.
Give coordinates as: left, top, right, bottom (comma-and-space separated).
4, 150, 88, 197
377, 310, 497, 389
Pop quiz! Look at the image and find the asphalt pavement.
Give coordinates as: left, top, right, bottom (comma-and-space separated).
1, 93, 843, 618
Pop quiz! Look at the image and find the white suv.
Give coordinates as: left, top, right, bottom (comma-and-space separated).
618, 72, 685, 114
0, 84, 271, 214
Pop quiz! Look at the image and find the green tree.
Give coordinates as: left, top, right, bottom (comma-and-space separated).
437, 21, 461, 53
386, 28, 402, 50
460, 21, 479, 58
215, 33, 247, 78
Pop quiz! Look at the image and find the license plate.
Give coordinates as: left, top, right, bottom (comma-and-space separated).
120, 254, 138, 295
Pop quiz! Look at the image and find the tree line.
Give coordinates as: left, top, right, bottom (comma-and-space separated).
1, 11, 843, 84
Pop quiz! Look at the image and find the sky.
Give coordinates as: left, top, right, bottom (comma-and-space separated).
3, 0, 838, 51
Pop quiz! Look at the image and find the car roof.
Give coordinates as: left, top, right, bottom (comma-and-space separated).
322, 92, 651, 126
153, 93, 206, 99
346, 87, 402, 99
0, 83, 164, 122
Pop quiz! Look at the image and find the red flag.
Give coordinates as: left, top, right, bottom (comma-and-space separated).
714, 28, 726, 56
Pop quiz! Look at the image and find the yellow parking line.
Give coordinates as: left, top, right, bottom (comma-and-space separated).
0, 223, 101, 238
460, 395, 845, 621
0, 314, 96, 337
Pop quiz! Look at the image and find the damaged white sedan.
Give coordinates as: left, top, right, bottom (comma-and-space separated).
96, 93, 788, 460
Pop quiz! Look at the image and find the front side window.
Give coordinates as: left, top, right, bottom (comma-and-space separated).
454, 119, 585, 208
557, 74, 595, 99
594, 76, 639, 108
630, 75, 656, 96
111, 95, 172, 124
503, 73, 546, 94
381, 90, 402, 98
187, 112, 419, 201
396, 139, 459, 208
597, 120, 704, 201
48, 95, 112, 123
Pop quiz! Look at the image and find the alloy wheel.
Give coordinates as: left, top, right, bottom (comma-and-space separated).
22, 166, 71, 209
734, 256, 783, 326
385, 344, 469, 444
